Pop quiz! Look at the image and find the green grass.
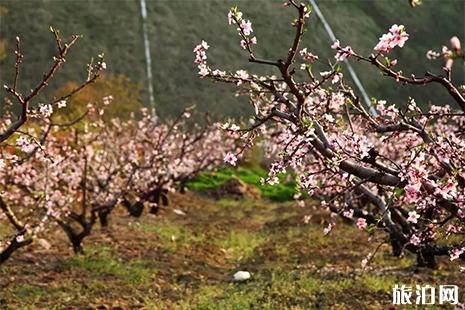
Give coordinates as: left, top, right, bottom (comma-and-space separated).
178, 268, 397, 309
12, 285, 46, 300
215, 230, 268, 261
66, 246, 153, 285
139, 218, 206, 253
187, 165, 296, 202
360, 274, 399, 292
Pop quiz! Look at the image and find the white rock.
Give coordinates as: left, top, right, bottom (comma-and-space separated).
173, 209, 186, 216
233, 271, 251, 282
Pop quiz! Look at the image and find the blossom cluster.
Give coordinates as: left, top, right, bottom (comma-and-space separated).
0, 105, 239, 260
228, 7, 257, 50
195, 2, 465, 269
374, 24, 409, 54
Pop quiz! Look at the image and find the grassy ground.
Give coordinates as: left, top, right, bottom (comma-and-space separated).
0, 192, 464, 309
186, 165, 296, 202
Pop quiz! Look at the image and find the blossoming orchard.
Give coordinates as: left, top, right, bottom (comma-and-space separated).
0, 0, 464, 308
194, 0, 465, 270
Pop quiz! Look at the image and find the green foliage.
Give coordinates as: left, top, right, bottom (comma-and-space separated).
187, 166, 296, 202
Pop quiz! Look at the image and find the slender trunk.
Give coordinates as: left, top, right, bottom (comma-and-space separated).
0, 236, 32, 264
98, 211, 110, 227
179, 178, 187, 194
57, 212, 95, 254
417, 249, 438, 269
149, 190, 160, 214
122, 199, 144, 217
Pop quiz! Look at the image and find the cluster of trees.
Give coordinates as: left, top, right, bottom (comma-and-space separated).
197, 0, 465, 268
0, 31, 238, 263
1, 0, 463, 272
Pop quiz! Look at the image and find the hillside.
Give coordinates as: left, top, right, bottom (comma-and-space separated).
0, 0, 463, 119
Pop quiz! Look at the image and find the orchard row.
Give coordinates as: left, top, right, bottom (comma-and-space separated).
196, 1, 465, 268
0, 30, 239, 263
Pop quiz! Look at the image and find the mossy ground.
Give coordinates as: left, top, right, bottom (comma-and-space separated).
0, 192, 463, 309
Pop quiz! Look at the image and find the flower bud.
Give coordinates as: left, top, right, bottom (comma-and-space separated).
450, 36, 461, 53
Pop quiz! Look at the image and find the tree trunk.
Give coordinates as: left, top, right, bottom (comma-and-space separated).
122, 199, 144, 217
98, 211, 110, 227
0, 236, 32, 264
417, 249, 437, 269
149, 190, 160, 214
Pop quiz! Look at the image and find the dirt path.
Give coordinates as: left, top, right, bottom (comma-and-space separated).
1, 192, 463, 309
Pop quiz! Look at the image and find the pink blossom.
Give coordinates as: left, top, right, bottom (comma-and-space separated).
426, 50, 440, 60
331, 73, 342, 84
223, 152, 238, 166
303, 215, 312, 224
458, 209, 465, 219
331, 40, 340, 50
389, 24, 409, 47
227, 10, 242, 25
356, 218, 367, 230
16, 136, 35, 153
374, 24, 409, 54
267, 176, 279, 185
57, 100, 67, 108
199, 40, 210, 50
198, 64, 209, 77
450, 36, 461, 53
193, 41, 209, 65
410, 234, 421, 246
227, 11, 234, 25
212, 69, 226, 77
240, 20, 253, 36
299, 48, 318, 62
323, 223, 333, 235
334, 46, 354, 62
39, 104, 53, 118
361, 258, 369, 268
450, 247, 465, 261
404, 183, 421, 203
343, 209, 354, 218
235, 70, 249, 80
407, 211, 420, 224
